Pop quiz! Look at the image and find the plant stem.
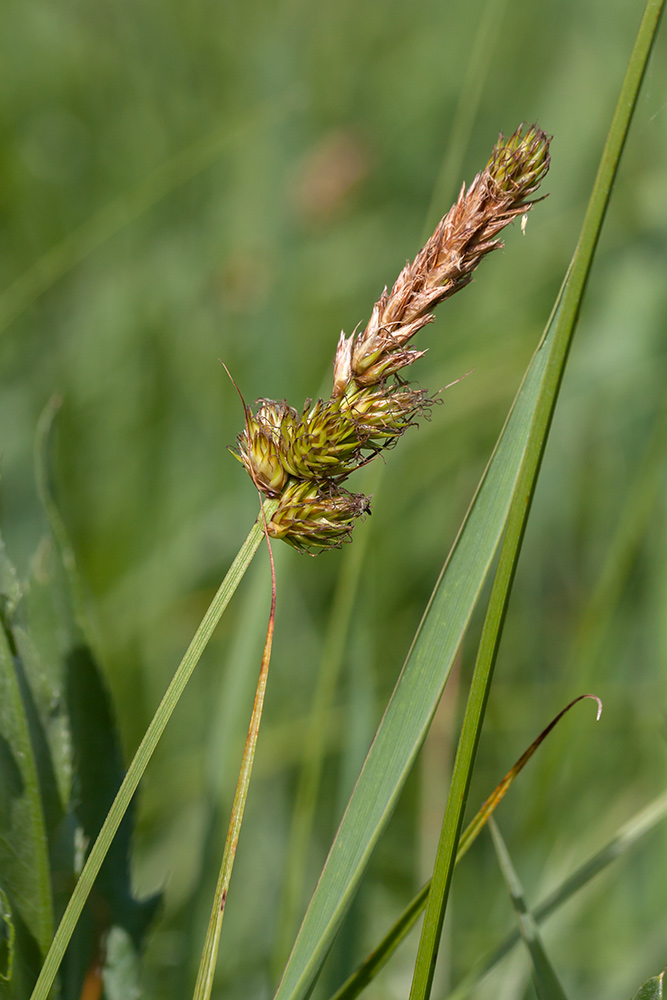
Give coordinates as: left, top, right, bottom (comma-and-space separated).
29, 500, 277, 1000
408, 2, 665, 997
193, 519, 277, 1000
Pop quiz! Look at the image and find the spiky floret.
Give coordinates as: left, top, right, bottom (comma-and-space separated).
233, 124, 551, 552
266, 480, 371, 553
332, 124, 551, 400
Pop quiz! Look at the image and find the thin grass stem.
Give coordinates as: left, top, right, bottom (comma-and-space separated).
193, 513, 278, 999
29, 499, 277, 1000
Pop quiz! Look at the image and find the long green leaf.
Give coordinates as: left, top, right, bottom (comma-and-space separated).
275, 5, 664, 999
489, 819, 568, 1000
408, 3, 664, 998
273, 285, 559, 1000
326, 786, 667, 1000
29, 500, 277, 1000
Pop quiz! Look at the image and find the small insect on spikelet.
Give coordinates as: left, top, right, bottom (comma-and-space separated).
233, 124, 551, 553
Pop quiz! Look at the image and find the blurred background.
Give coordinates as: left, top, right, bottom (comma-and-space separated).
1, 0, 666, 997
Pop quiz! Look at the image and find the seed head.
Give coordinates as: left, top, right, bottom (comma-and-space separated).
332, 124, 551, 400
235, 400, 296, 495
233, 124, 551, 552
267, 480, 371, 553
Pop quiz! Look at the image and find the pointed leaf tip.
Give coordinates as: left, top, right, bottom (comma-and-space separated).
631, 970, 664, 1000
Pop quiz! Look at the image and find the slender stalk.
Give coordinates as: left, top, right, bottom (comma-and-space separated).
328, 696, 602, 1000
489, 818, 568, 1000
408, 3, 665, 999
29, 500, 277, 1000
444, 789, 667, 1000
273, 465, 379, 977
193, 518, 278, 1000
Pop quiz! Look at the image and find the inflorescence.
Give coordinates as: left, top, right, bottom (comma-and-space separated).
233, 124, 551, 553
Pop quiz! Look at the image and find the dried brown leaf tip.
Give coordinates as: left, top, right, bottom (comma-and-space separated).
234, 124, 551, 553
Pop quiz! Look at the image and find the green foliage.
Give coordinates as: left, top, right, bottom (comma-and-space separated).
0, 443, 158, 998
274, 209, 573, 1000
0, 541, 52, 998
1, 0, 666, 997
631, 973, 665, 1000
490, 819, 568, 1000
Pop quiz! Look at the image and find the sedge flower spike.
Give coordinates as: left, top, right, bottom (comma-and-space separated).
233, 124, 551, 553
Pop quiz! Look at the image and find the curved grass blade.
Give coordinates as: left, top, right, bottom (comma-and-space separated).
29, 499, 278, 1000
444, 788, 667, 1000
328, 695, 601, 1000
332, 787, 667, 1000
489, 818, 568, 1000
408, 4, 665, 998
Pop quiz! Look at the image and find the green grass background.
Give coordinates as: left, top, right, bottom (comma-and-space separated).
1, 0, 666, 997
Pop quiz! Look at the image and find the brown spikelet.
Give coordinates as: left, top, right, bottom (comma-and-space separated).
233, 124, 551, 552
333, 124, 551, 397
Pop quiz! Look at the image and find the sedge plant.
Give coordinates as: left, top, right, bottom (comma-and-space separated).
198, 123, 552, 997
24, 123, 553, 1000
4, 0, 663, 994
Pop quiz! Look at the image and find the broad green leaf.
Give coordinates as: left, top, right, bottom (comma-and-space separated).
0, 400, 159, 1000
632, 972, 665, 1000
489, 819, 568, 1000
26, 402, 159, 998
0, 541, 53, 995
29, 500, 275, 1000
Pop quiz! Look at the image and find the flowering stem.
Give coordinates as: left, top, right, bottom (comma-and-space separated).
193, 511, 278, 1000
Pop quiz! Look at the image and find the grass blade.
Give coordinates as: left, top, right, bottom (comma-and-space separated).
273, 283, 558, 1000
408, 4, 665, 998
29, 499, 277, 1000
444, 788, 667, 999
328, 695, 601, 1000
489, 818, 569, 1000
